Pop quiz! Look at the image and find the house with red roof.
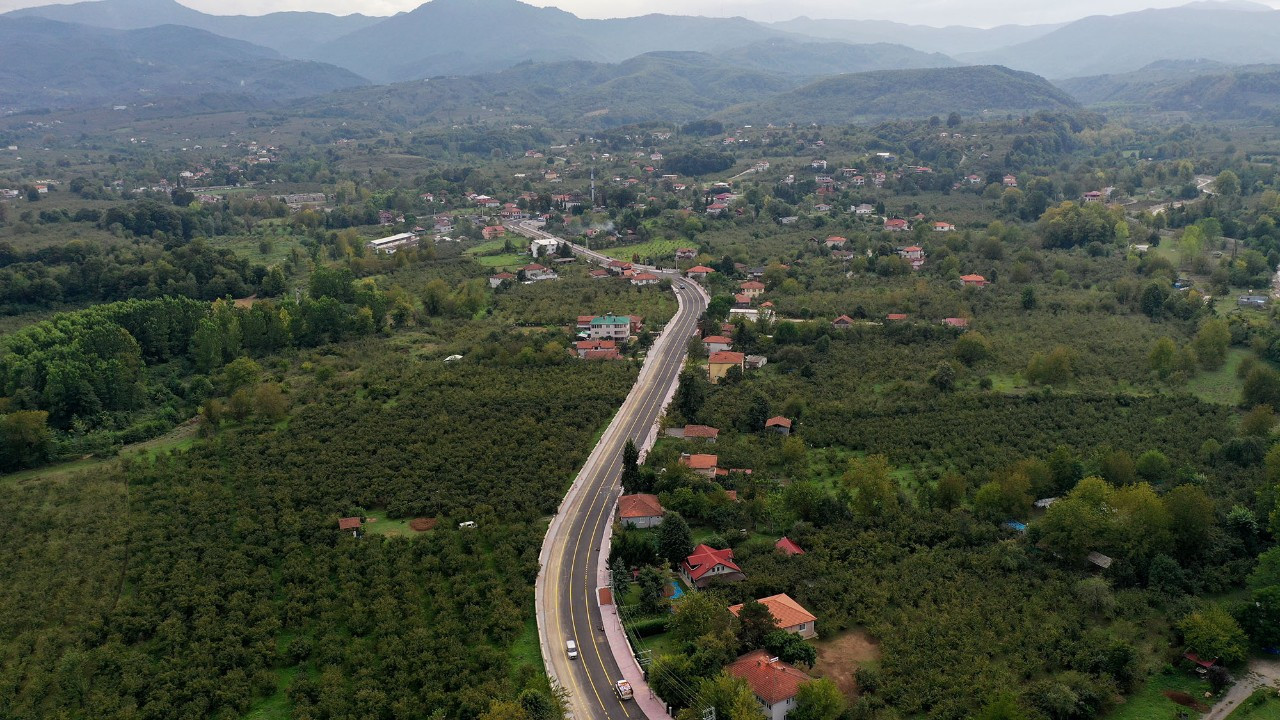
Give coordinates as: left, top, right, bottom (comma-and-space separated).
961, 274, 988, 288
482, 225, 506, 240
708, 351, 745, 384
726, 650, 813, 720
679, 453, 719, 477
667, 424, 720, 442
740, 280, 765, 299
933, 221, 955, 232
338, 517, 363, 537
884, 218, 909, 231
575, 339, 619, 359
702, 335, 733, 354
775, 537, 805, 556
589, 269, 610, 279
488, 272, 515, 289
824, 236, 848, 248
618, 493, 664, 528
681, 544, 745, 589
1003, 174, 1018, 187
886, 313, 908, 322
728, 593, 817, 638
631, 272, 660, 286
687, 265, 715, 280
765, 416, 792, 435
832, 315, 854, 329
943, 317, 970, 329
676, 248, 697, 260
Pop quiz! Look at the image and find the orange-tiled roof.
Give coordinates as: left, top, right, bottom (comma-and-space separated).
702, 335, 733, 345
726, 649, 812, 705
338, 517, 362, 530
682, 425, 720, 439
618, 493, 664, 519
681, 453, 718, 470
688, 265, 715, 273
708, 351, 745, 365
728, 594, 817, 631
775, 537, 805, 556
683, 544, 739, 581
740, 280, 765, 290
765, 416, 792, 429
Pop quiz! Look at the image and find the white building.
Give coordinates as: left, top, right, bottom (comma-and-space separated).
367, 232, 419, 253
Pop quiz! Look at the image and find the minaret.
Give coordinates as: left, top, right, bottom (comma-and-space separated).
590, 166, 596, 207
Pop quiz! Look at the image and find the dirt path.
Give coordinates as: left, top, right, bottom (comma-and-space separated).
812, 630, 881, 698
1203, 659, 1280, 720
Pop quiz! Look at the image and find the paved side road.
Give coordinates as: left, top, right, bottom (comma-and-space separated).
1203, 659, 1280, 720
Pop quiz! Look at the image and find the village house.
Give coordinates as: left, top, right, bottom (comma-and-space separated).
522, 264, 559, 282
1081, 190, 1104, 203
629, 316, 645, 334
966, 174, 982, 184
367, 232, 419, 254
745, 354, 768, 370
854, 203, 875, 215
617, 493, 664, 528
576, 315, 595, 333
706, 202, 729, 216
666, 424, 720, 442
680, 453, 719, 478
824, 236, 848, 248
681, 544, 745, 589
631, 272, 660, 286
338, 517, 363, 537
884, 218, 909, 232
488, 272, 515, 289
961, 274, 989, 288
607, 260, 633, 276
728, 593, 817, 639
702, 335, 734, 354
589, 315, 632, 341
675, 248, 697, 260
933, 221, 956, 232
740, 280, 765, 299
1003, 174, 1018, 187
943, 317, 970, 329
726, 650, 812, 720
886, 313, 908, 322
832, 315, 855, 329
574, 339, 620, 359
482, 225, 506, 240
589, 269, 611, 279
765, 416, 792, 435
1239, 295, 1270, 309
687, 265, 715, 281
708, 351, 745, 384
775, 537, 805, 556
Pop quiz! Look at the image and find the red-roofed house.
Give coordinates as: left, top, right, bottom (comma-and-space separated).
489, 272, 515, 289
681, 544, 745, 589
589, 268, 611, 279
676, 248, 697, 260
886, 313, 908, 322
703, 335, 733, 354
575, 339, 618, 359
740, 280, 765, 299
765, 416, 792, 435
338, 517, 363, 536
631, 272, 660, 286
728, 593, 817, 638
680, 453, 719, 477
708, 351, 745, 384
726, 650, 813, 720
824, 236, 848, 248
943, 317, 969, 329
687, 265, 715, 280
775, 537, 805, 556
832, 315, 854, 329
884, 218, 909, 231
961, 274, 988, 288
618, 493, 664, 528
933, 221, 956, 232
482, 225, 506, 240
584, 348, 623, 360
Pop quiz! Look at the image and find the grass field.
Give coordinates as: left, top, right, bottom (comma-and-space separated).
600, 239, 683, 261
475, 253, 524, 268
509, 616, 545, 681
1185, 348, 1250, 406
1228, 689, 1280, 720
1106, 669, 1212, 720
1, 419, 199, 488
362, 510, 418, 537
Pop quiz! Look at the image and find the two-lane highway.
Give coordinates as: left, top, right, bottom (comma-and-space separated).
520, 222, 707, 720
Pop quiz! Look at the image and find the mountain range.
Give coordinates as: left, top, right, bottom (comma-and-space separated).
0, 16, 368, 109
1058, 60, 1280, 117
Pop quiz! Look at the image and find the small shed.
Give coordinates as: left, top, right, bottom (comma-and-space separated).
1086, 551, 1113, 569
338, 517, 363, 537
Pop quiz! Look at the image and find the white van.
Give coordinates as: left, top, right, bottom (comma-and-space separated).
566, 640, 578, 659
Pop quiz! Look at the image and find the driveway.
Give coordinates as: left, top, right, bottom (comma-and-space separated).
1203, 659, 1280, 720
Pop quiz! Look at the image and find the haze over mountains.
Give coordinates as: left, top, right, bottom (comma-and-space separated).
7, 0, 1280, 120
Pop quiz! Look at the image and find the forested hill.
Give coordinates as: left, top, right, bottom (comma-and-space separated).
716, 65, 1080, 124
0, 17, 369, 109
293, 52, 803, 128
1057, 61, 1280, 118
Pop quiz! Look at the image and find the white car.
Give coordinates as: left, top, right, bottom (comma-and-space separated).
615, 679, 633, 701
566, 640, 578, 660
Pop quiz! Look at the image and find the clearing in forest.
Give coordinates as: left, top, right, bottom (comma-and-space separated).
812, 629, 881, 698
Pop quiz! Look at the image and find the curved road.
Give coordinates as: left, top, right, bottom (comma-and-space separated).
514, 222, 707, 720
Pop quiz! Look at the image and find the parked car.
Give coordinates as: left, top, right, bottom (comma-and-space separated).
615, 679, 633, 701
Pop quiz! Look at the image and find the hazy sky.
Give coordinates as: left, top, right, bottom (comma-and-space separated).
0, 0, 1277, 26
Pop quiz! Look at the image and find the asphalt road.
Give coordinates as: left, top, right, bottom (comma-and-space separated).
516, 222, 706, 719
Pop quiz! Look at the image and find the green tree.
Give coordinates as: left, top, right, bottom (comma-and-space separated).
1239, 405, 1276, 437
1134, 450, 1171, 483
1215, 170, 1241, 197
669, 590, 735, 645
1098, 449, 1136, 485
973, 694, 1028, 720
1164, 485, 1215, 561
0, 410, 53, 471
840, 454, 899, 518
1026, 346, 1074, 386
791, 678, 845, 720
1178, 605, 1248, 665
1022, 286, 1038, 310
622, 439, 641, 491
637, 565, 668, 614
677, 673, 765, 720
1148, 337, 1178, 379
1244, 366, 1280, 408
1192, 318, 1231, 370
657, 512, 694, 566
764, 629, 818, 668
955, 331, 993, 365
735, 600, 777, 650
